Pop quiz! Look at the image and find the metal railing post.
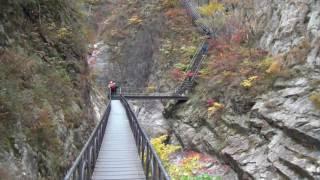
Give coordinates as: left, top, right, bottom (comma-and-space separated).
64, 102, 111, 180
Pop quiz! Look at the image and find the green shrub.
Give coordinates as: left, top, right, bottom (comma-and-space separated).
162, 0, 179, 8
258, 56, 274, 70
174, 63, 189, 72
181, 45, 197, 57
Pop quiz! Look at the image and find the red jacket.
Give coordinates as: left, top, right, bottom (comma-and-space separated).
108, 83, 116, 90
187, 71, 194, 77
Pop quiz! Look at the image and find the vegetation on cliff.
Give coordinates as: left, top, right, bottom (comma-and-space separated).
0, 0, 94, 179
164, 1, 320, 179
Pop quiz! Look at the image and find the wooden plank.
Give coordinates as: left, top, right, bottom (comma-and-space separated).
92, 177, 145, 180
92, 171, 145, 176
99, 147, 137, 149
97, 152, 139, 155
94, 162, 143, 167
95, 158, 141, 162
92, 174, 146, 179
97, 155, 140, 158
94, 164, 143, 168
94, 165, 143, 169
99, 144, 137, 147
95, 160, 141, 163
93, 170, 145, 175
97, 154, 139, 157
123, 95, 188, 100
98, 149, 138, 151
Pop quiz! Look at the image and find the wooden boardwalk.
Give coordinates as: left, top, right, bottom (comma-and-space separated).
92, 100, 146, 180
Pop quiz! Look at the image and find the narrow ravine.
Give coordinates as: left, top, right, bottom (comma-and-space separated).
88, 1, 239, 178
1, 0, 319, 179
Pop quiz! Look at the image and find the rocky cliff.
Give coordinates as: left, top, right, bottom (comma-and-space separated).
0, 1, 97, 179
165, 0, 320, 179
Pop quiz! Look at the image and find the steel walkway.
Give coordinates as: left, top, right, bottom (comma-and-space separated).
92, 100, 145, 180
112, 95, 188, 101
64, 97, 170, 180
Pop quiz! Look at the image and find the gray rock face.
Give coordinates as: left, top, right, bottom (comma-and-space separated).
130, 100, 169, 138
103, 16, 163, 89
90, 41, 111, 86
166, 0, 320, 179
257, 0, 320, 57
89, 41, 109, 122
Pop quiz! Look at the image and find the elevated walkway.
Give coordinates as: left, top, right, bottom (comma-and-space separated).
92, 100, 145, 180
64, 97, 170, 180
111, 94, 188, 101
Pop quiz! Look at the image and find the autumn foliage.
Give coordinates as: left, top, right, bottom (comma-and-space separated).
151, 136, 225, 179
161, 0, 179, 8
165, 8, 186, 18
198, 3, 224, 16
170, 68, 185, 81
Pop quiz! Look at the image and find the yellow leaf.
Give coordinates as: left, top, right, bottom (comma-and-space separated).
128, 15, 143, 24
198, 3, 224, 16
266, 61, 281, 74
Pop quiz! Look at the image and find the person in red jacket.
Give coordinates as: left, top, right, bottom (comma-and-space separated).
186, 71, 194, 81
108, 81, 116, 95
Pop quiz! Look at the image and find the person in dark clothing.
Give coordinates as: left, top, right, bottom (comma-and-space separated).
201, 36, 211, 55
206, 31, 212, 37
201, 26, 208, 34
201, 42, 209, 55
